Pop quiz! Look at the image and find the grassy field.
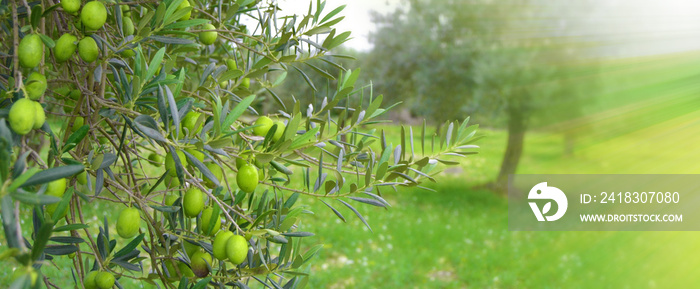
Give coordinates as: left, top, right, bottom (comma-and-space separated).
302, 121, 700, 288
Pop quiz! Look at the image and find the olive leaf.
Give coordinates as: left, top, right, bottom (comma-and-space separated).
20, 165, 85, 187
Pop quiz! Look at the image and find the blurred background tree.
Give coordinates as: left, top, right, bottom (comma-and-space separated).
245, 0, 700, 287
297, 0, 599, 192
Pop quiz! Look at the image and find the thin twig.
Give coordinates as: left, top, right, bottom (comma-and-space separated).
11, 1, 21, 89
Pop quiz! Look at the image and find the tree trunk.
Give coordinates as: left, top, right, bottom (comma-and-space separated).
495, 107, 527, 193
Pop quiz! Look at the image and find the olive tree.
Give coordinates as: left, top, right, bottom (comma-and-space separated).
366, 0, 596, 192
0, 0, 478, 288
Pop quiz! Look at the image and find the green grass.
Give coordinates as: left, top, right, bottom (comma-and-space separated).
299, 125, 700, 288
300, 185, 505, 288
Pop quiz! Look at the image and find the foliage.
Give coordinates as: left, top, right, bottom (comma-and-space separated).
365, 0, 596, 126
0, 0, 477, 288
363, 0, 599, 190
269, 47, 368, 116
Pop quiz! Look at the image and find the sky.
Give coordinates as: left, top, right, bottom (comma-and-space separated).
277, 0, 402, 51
554, 0, 700, 58
275, 0, 700, 57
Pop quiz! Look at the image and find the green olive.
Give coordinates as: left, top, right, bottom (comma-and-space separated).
148, 153, 164, 167
177, 0, 192, 21
199, 23, 218, 45
18, 34, 43, 68
61, 0, 81, 13
32, 101, 45, 130
25, 72, 47, 100
81, 1, 107, 31
164, 194, 179, 206
226, 59, 238, 70
165, 151, 187, 177
54, 33, 78, 63
253, 116, 273, 137
190, 251, 213, 277
241, 77, 250, 89
95, 271, 115, 289
164, 174, 181, 188
78, 37, 99, 63
46, 178, 67, 197
83, 271, 99, 289
226, 234, 248, 265
181, 111, 203, 136
185, 148, 205, 163
8, 98, 36, 135
122, 17, 135, 36
116, 207, 140, 239
272, 121, 285, 142
77, 171, 88, 185
177, 262, 195, 277
183, 187, 204, 217
237, 164, 259, 193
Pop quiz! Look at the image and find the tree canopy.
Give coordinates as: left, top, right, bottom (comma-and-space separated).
0, 0, 477, 288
